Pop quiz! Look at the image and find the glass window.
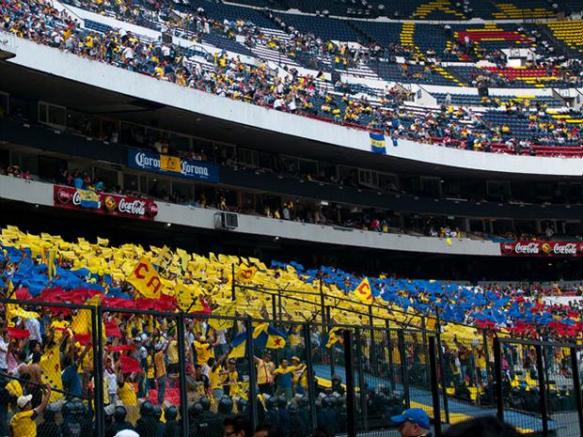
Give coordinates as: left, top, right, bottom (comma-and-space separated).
146, 176, 171, 200
38, 156, 67, 182
238, 148, 258, 167
48, 105, 66, 126
172, 182, 194, 204
299, 159, 318, 177
358, 169, 379, 188
280, 156, 299, 174
38, 102, 66, 128
421, 177, 441, 197
123, 173, 140, 194
94, 167, 118, 191
9, 96, 35, 121
486, 181, 511, 201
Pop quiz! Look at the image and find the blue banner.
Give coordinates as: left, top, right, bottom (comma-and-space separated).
128, 148, 219, 183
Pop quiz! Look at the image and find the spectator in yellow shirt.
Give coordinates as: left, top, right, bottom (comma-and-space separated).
10, 385, 51, 437
254, 351, 275, 395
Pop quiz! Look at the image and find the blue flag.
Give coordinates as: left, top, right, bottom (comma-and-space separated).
369, 132, 386, 154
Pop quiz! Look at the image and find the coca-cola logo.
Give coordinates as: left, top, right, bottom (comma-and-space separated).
117, 198, 146, 216
552, 243, 577, 255
56, 188, 73, 205
514, 242, 539, 254
71, 190, 81, 206
54, 185, 157, 220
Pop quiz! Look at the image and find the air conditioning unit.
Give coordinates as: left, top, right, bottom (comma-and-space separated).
214, 212, 238, 230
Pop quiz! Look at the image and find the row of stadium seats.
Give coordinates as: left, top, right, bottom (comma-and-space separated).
251, 0, 578, 20
3, 0, 582, 154
63, 0, 583, 78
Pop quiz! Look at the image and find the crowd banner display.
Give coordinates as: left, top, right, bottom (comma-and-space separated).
128, 148, 220, 183
53, 185, 158, 220
500, 241, 583, 257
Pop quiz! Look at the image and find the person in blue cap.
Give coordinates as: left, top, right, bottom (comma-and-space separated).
390, 408, 432, 437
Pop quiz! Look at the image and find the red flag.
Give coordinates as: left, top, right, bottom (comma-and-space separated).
105, 321, 122, 338
120, 356, 142, 374
7, 327, 30, 339
108, 344, 135, 352
74, 333, 92, 345
14, 287, 31, 301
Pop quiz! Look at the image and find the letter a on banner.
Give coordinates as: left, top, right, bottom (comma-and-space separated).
128, 257, 162, 298
354, 277, 373, 305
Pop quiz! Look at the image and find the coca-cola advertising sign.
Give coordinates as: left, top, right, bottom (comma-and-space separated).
500, 241, 583, 257
53, 185, 158, 220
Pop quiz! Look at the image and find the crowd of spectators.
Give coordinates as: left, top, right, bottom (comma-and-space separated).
2, 0, 582, 154
0, 225, 581, 435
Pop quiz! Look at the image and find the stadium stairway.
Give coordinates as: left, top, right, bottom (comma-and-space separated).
411, 0, 466, 20
249, 27, 303, 69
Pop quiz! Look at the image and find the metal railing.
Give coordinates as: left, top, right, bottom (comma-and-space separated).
1, 296, 581, 436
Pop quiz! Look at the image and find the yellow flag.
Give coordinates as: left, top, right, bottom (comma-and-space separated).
40, 344, 64, 402
160, 155, 182, 172
70, 295, 100, 336
208, 301, 236, 331
6, 304, 39, 326
236, 265, 257, 283
154, 246, 174, 275
127, 257, 162, 298
354, 277, 373, 305
175, 281, 203, 312
47, 248, 57, 279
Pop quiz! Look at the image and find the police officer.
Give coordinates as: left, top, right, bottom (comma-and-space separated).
164, 405, 181, 437
135, 400, 158, 436
110, 406, 134, 437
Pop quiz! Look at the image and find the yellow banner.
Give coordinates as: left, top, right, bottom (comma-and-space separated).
127, 257, 162, 298
160, 155, 182, 172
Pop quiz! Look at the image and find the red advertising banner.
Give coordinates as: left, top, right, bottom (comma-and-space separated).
53, 185, 158, 220
500, 241, 583, 257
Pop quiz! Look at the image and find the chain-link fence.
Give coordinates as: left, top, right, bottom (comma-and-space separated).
494, 338, 583, 437
1, 297, 582, 437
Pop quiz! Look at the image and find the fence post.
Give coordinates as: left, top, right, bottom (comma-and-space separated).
91, 306, 104, 437
177, 312, 189, 437
428, 337, 442, 437
421, 317, 430, 385
493, 337, 504, 422
535, 344, 549, 437
343, 329, 356, 437
482, 329, 494, 405
368, 306, 375, 375
397, 330, 410, 408
245, 317, 258, 431
570, 346, 583, 437
355, 329, 368, 431
277, 290, 283, 322
386, 319, 395, 392
303, 323, 318, 431
470, 345, 481, 407
435, 310, 450, 423
271, 295, 277, 321
231, 263, 236, 300
327, 306, 335, 378
319, 278, 326, 327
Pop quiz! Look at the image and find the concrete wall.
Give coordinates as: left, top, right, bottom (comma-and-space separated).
0, 175, 502, 256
